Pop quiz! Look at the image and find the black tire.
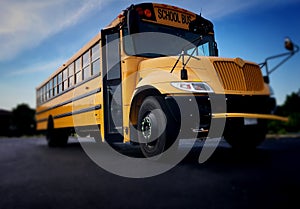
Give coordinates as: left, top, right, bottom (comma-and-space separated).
224, 118, 267, 150
137, 96, 179, 158
46, 116, 69, 147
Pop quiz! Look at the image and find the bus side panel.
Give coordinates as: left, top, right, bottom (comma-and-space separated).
36, 76, 102, 130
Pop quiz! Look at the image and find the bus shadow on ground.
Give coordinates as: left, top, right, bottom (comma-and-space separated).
60, 137, 278, 168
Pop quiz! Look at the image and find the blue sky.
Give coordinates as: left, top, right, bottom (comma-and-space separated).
0, 0, 300, 110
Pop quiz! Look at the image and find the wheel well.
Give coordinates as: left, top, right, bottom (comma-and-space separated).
129, 87, 162, 135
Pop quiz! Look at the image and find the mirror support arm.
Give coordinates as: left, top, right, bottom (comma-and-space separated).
260, 43, 299, 83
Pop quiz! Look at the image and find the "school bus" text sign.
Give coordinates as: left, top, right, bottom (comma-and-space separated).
153, 4, 197, 30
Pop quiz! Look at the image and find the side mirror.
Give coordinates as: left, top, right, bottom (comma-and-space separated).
260, 37, 299, 81
285, 38, 294, 52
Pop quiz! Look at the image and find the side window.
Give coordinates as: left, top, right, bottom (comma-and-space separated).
46, 82, 50, 100
63, 68, 68, 91
41, 88, 44, 103
49, 79, 53, 98
75, 58, 81, 84
82, 50, 91, 80
83, 50, 90, 67
44, 85, 47, 101
40, 87, 43, 103
106, 33, 120, 80
53, 76, 57, 96
92, 43, 100, 75
41, 86, 45, 103
58, 72, 63, 94
37, 89, 41, 105
68, 62, 74, 87
45, 83, 48, 101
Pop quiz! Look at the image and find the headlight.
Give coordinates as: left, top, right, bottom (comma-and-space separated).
171, 82, 214, 93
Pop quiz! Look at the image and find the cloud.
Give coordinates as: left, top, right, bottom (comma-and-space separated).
0, 0, 110, 62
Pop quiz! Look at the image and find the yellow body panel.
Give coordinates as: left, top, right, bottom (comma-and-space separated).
134, 56, 270, 96
36, 76, 102, 130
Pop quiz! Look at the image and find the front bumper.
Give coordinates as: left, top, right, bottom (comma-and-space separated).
212, 112, 288, 122
165, 94, 288, 137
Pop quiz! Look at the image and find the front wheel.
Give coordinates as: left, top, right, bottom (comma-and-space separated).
137, 96, 179, 158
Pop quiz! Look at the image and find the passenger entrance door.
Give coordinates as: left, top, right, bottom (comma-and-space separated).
101, 29, 123, 142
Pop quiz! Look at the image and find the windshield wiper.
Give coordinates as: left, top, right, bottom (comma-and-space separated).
170, 36, 202, 79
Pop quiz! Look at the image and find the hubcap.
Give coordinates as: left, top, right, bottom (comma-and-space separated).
141, 115, 152, 142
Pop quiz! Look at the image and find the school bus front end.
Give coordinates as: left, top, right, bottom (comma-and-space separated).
130, 55, 287, 152
122, 3, 288, 157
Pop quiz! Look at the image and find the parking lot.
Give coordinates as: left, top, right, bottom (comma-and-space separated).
1, 136, 300, 209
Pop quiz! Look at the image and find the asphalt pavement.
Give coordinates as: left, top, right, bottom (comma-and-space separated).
1, 136, 300, 209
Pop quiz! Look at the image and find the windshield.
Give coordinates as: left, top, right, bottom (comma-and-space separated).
123, 21, 218, 58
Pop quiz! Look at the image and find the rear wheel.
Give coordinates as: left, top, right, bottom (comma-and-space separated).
46, 116, 69, 147
137, 96, 179, 158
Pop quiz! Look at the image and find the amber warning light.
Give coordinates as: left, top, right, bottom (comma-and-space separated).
144, 9, 152, 18
136, 7, 153, 18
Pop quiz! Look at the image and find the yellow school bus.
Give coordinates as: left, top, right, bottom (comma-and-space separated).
36, 3, 288, 157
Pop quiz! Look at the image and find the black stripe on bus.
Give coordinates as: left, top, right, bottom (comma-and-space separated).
36, 87, 101, 115
36, 104, 101, 123
53, 104, 101, 119
36, 118, 48, 123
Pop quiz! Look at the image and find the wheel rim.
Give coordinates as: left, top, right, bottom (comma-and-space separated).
141, 115, 152, 139
141, 114, 157, 150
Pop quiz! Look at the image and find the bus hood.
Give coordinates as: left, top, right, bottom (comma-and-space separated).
138, 56, 211, 81
137, 56, 269, 95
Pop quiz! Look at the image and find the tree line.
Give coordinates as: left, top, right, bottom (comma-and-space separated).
0, 104, 36, 137
268, 89, 300, 134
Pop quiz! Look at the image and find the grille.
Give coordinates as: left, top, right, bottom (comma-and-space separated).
213, 61, 264, 91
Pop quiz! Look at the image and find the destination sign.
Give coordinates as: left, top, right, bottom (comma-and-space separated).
153, 5, 196, 30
